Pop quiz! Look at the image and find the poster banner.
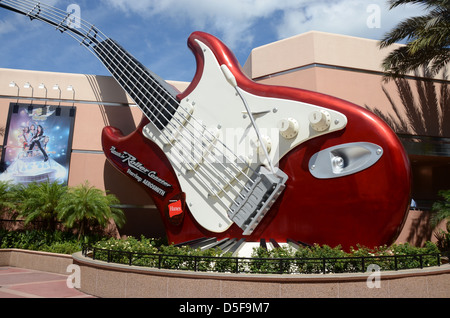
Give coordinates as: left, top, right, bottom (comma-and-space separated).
0, 103, 76, 185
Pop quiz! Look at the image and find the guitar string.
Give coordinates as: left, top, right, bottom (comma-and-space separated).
5, 0, 255, 209
8, 0, 293, 234
7, 0, 257, 191
59, 1, 262, 199
12, 0, 260, 191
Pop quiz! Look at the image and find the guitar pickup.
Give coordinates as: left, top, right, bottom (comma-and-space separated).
228, 166, 288, 235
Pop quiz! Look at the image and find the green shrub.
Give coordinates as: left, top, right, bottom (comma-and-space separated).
92, 237, 237, 272
389, 242, 440, 269
41, 241, 82, 254
2, 230, 443, 272
0, 229, 92, 254
248, 242, 441, 274
249, 245, 296, 273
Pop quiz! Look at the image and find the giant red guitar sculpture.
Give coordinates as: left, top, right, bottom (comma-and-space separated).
1, 0, 411, 251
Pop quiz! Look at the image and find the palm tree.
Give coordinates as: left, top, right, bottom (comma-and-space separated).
15, 181, 67, 231
380, 0, 450, 77
0, 126, 5, 170
57, 181, 125, 239
432, 190, 450, 255
0, 181, 17, 215
432, 190, 450, 230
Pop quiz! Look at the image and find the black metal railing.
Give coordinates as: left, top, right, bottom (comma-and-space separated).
81, 245, 442, 275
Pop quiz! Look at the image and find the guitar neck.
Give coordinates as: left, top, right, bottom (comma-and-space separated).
0, 0, 179, 129
94, 39, 179, 129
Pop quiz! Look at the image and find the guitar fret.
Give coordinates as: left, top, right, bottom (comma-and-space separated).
55, 12, 71, 32
26, 2, 40, 20
81, 25, 98, 47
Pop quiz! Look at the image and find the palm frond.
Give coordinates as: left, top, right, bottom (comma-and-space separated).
381, 0, 450, 77
431, 189, 450, 228
57, 181, 125, 238
439, 69, 450, 135
389, 0, 450, 10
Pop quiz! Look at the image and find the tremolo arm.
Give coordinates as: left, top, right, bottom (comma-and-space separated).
220, 65, 288, 235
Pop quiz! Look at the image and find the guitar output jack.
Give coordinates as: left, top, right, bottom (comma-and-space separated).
331, 156, 345, 173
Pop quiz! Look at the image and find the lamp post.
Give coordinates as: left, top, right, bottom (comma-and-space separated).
53, 84, 62, 115
39, 83, 48, 106
9, 81, 20, 112
23, 82, 34, 97
67, 85, 76, 116
9, 81, 19, 100
67, 85, 75, 99
53, 84, 61, 98
24, 82, 34, 109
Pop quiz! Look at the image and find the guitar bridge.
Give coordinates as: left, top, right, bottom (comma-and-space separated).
228, 166, 288, 235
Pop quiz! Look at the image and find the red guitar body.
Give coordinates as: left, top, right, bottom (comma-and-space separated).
102, 32, 411, 251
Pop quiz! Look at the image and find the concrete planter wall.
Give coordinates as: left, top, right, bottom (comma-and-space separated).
1, 249, 449, 298
71, 252, 450, 298
0, 249, 73, 275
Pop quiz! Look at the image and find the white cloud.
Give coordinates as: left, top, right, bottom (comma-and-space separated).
101, 0, 428, 50
276, 0, 427, 41
0, 19, 15, 35
101, 0, 304, 48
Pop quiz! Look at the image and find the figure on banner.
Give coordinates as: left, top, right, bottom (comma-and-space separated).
18, 125, 32, 156
28, 124, 49, 162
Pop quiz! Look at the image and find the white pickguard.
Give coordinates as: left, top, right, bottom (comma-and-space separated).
142, 39, 347, 234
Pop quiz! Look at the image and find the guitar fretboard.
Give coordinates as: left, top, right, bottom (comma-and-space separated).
94, 39, 179, 129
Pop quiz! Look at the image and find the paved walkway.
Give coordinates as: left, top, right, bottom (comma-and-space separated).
0, 266, 95, 298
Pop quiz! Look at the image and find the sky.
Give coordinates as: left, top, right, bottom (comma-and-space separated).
0, 0, 426, 83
